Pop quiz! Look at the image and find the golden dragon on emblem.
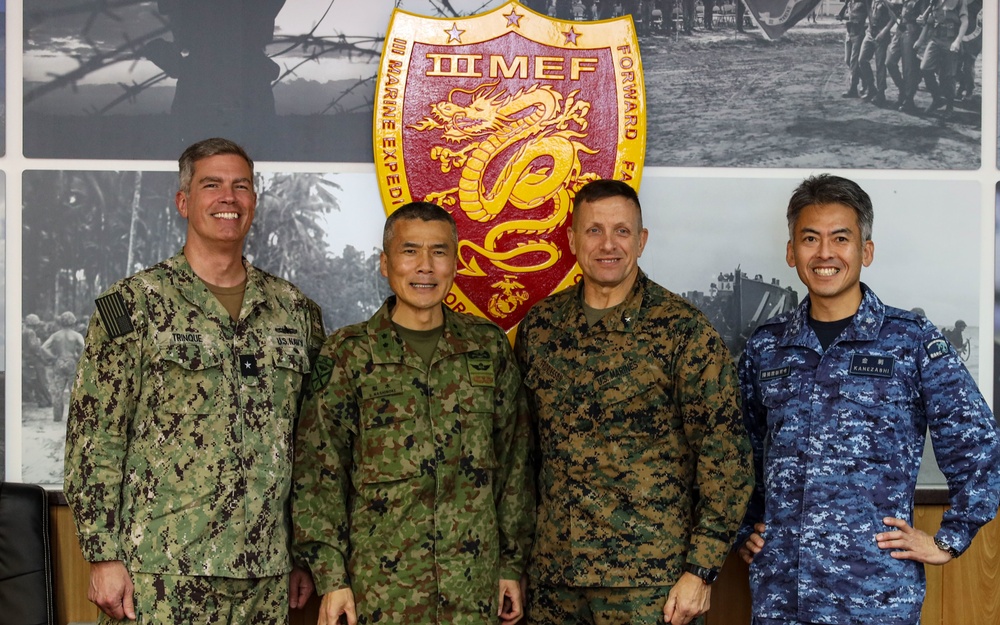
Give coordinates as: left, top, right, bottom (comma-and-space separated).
410, 81, 599, 277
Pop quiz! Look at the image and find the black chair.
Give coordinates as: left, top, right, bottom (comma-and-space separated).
0, 482, 55, 625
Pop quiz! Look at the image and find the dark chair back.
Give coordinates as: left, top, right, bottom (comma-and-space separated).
0, 482, 55, 625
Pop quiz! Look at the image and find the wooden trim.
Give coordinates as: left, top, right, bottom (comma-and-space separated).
49, 501, 998, 625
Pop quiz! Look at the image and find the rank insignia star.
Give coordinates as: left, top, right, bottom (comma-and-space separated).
239, 354, 260, 377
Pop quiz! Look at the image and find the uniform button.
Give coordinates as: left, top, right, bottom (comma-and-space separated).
435, 433, 445, 444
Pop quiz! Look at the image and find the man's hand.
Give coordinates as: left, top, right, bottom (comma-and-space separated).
89, 560, 136, 620
318, 587, 357, 625
738, 522, 767, 564
876, 516, 953, 565
497, 578, 523, 625
289, 566, 315, 610
662, 572, 711, 625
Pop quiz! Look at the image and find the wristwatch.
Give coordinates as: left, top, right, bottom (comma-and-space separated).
933, 536, 960, 559
684, 563, 719, 584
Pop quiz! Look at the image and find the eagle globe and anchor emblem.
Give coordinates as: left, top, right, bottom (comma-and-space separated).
373, 0, 646, 333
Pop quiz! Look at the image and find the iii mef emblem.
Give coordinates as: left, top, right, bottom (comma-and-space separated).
373, 0, 646, 333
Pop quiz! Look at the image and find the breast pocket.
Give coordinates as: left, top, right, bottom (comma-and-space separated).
834, 378, 917, 459
759, 377, 803, 457
601, 373, 670, 441
265, 345, 310, 415
359, 392, 427, 484
155, 341, 226, 414
458, 386, 499, 470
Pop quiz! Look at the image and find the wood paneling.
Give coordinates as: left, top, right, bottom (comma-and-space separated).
51, 505, 1000, 625
942, 507, 1000, 625
915, 505, 944, 625
50, 504, 99, 624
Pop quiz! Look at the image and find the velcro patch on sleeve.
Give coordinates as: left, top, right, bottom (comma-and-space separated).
924, 338, 950, 360
95, 292, 135, 339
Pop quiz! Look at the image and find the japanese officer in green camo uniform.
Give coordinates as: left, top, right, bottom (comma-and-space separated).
514, 179, 754, 625
292, 201, 534, 625
64, 137, 325, 624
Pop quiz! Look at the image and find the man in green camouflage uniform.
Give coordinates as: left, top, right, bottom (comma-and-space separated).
64, 138, 324, 624
514, 179, 753, 625
292, 202, 533, 625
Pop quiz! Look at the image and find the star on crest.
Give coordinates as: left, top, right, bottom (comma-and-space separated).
445, 22, 465, 43
504, 8, 523, 28
563, 26, 581, 45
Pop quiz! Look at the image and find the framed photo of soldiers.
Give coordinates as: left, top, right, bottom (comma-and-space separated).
18, 168, 389, 485
638, 172, 982, 488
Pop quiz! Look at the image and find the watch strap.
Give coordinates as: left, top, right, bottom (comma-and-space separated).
934, 536, 960, 559
684, 563, 719, 584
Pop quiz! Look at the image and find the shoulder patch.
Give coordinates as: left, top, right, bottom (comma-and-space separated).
305, 355, 335, 399
95, 292, 135, 339
924, 338, 950, 360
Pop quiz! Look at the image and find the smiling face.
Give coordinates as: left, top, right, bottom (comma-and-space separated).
568, 194, 648, 308
786, 202, 874, 321
380, 217, 458, 330
175, 153, 256, 253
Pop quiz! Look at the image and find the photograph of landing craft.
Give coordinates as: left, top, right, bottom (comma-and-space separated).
682, 267, 799, 358
682, 267, 974, 364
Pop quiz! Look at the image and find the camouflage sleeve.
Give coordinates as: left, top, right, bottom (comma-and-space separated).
492, 331, 535, 580
735, 344, 766, 547
918, 327, 1000, 554
674, 319, 754, 570
292, 335, 357, 595
63, 286, 142, 563
305, 298, 325, 364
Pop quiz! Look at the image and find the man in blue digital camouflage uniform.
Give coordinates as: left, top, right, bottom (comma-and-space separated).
737, 174, 1000, 625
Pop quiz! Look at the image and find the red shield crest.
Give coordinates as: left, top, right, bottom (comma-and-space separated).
374, 0, 646, 332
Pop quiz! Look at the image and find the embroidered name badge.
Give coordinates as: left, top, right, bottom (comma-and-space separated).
537, 360, 565, 384
758, 366, 791, 382
849, 354, 895, 377
95, 292, 134, 339
924, 338, 950, 360
596, 360, 639, 388
468, 350, 495, 387
362, 381, 403, 400
239, 354, 260, 377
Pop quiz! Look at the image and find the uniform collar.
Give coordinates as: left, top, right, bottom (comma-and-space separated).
553, 269, 648, 335
780, 283, 884, 350
165, 251, 267, 325
367, 296, 484, 367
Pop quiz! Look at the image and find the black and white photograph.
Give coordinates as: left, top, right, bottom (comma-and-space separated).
22, 0, 487, 161
638, 173, 981, 486
640, 174, 982, 371
20, 168, 391, 485
582, 0, 983, 168
24, 0, 983, 168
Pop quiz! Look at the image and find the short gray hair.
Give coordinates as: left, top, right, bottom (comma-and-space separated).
383, 202, 458, 251
178, 138, 254, 193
